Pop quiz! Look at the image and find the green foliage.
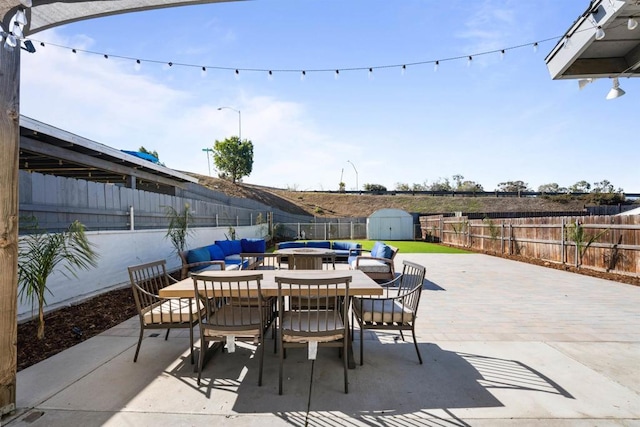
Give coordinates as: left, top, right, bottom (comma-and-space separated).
18, 219, 99, 339
538, 183, 568, 193
569, 180, 591, 193
496, 180, 531, 192
394, 182, 410, 191
363, 183, 387, 192
427, 177, 452, 191
164, 203, 193, 253
212, 136, 254, 183
565, 220, 608, 266
483, 217, 500, 240
338, 182, 346, 192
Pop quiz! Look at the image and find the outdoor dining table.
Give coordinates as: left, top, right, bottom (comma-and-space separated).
159, 269, 383, 368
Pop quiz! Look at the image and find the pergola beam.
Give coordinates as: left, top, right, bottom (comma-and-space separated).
0, 0, 243, 416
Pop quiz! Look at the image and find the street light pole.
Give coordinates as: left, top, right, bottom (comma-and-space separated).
217, 106, 241, 142
347, 160, 358, 192
202, 148, 213, 176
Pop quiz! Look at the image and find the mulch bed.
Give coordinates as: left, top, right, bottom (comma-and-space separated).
17, 287, 137, 372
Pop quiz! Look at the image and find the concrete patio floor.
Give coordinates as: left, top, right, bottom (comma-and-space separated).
4, 253, 640, 426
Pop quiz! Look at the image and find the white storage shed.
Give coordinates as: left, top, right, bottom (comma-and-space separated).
367, 208, 414, 241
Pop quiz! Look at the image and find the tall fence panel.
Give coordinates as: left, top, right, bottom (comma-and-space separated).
420, 214, 640, 277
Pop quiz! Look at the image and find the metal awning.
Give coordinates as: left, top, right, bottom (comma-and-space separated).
545, 0, 640, 79
19, 116, 199, 190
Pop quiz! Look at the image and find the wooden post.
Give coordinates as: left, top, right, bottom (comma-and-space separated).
0, 34, 21, 416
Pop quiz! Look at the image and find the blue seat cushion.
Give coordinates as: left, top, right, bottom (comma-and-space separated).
206, 244, 225, 261
186, 247, 211, 265
278, 241, 306, 249
306, 241, 331, 249
241, 238, 266, 253
332, 241, 360, 251
215, 240, 243, 256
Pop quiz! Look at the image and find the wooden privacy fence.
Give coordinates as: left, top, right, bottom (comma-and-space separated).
420, 214, 640, 277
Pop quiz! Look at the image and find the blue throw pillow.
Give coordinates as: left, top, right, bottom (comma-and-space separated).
215, 240, 242, 256
371, 241, 383, 257
206, 244, 225, 260
186, 247, 210, 265
241, 238, 266, 253
379, 244, 392, 259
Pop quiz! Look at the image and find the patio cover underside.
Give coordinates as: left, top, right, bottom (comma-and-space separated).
0, 0, 243, 34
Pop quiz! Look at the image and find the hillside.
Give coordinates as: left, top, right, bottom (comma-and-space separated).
188, 174, 597, 218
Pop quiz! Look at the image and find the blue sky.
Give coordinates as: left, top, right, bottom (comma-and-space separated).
20, 0, 638, 192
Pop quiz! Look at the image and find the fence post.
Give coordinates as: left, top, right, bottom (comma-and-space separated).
500, 220, 505, 254
297, 223, 301, 239
216, 214, 219, 227
561, 218, 565, 265
236, 216, 239, 227
350, 222, 353, 240
324, 223, 327, 240
129, 206, 135, 231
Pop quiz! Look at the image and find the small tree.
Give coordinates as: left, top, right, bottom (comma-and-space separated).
212, 136, 254, 183
496, 180, 531, 192
565, 220, 608, 267
164, 203, 193, 254
18, 220, 99, 339
363, 183, 387, 192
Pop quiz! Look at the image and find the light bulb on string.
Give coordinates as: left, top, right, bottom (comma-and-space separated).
401, 64, 406, 76
301, 70, 306, 81
564, 35, 572, 49
500, 49, 505, 60
434, 60, 439, 72
335, 69, 339, 80
4, 33, 17, 51
268, 70, 273, 81
234, 69, 240, 80
368, 67, 373, 80
162, 61, 173, 70
12, 22, 23, 39
533, 42, 539, 53
628, 17, 638, 30
134, 59, 141, 71
201, 66, 207, 77
467, 56, 473, 67
16, 9, 27, 26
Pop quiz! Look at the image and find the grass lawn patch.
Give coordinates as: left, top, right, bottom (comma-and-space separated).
351, 240, 470, 254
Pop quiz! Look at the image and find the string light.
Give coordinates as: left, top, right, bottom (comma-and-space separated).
23, 31, 583, 79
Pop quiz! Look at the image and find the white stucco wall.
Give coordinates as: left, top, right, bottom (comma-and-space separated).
17, 225, 266, 322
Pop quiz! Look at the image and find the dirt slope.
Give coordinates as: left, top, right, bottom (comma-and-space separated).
188, 174, 590, 218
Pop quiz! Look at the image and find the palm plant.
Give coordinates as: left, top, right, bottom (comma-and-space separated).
164, 203, 193, 253
18, 220, 99, 339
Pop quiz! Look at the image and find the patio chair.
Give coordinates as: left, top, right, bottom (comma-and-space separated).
240, 252, 282, 270
191, 272, 271, 386
127, 260, 202, 364
275, 275, 352, 394
351, 260, 426, 365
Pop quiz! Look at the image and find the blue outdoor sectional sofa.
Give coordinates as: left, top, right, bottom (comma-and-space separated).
179, 238, 266, 279
275, 240, 361, 261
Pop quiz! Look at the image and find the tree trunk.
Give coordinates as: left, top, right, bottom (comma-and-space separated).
0, 37, 21, 416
